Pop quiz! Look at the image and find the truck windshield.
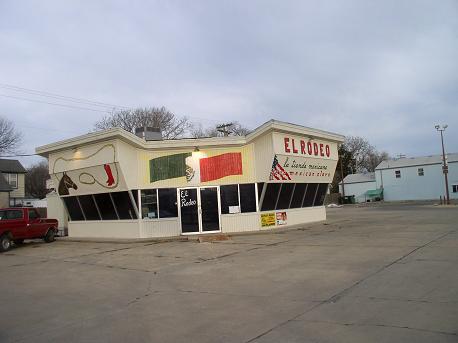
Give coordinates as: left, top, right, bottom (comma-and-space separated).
0, 210, 24, 220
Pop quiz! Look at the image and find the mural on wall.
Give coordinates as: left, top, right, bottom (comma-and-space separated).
52, 144, 122, 196
149, 152, 243, 184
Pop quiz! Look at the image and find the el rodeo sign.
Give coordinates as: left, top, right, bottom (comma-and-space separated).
272, 132, 338, 160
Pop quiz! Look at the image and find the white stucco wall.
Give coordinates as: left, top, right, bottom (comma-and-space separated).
376, 162, 458, 201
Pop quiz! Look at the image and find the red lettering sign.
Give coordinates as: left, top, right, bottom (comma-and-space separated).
325, 145, 330, 157
313, 143, 319, 156
319, 143, 324, 156
300, 140, 306, 154
284, 137, 290, 153
307, 141, 312, 155
291, 139, 298, 153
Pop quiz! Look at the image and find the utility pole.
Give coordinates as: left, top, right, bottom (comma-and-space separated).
435, 125, 450, 205
216, 123, 233, 137
340, 156, 345, 197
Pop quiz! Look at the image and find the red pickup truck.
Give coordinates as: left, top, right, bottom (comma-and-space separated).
0, 208, 58, 252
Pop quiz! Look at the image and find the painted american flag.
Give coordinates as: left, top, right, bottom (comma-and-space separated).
269, 155, 291, 181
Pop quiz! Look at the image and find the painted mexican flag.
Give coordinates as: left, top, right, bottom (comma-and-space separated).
149, 152, 243, 183
199, 152, 242, 182
149, 153, 191, 182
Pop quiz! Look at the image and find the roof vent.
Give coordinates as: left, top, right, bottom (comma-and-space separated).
135, 127, 162, 141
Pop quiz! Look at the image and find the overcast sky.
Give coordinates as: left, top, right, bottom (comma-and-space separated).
0, 0, 457, 166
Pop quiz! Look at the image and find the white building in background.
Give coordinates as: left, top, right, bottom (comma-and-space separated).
338, 153, 458, 203
339, 172, 376, 203
376, 153, 458, 201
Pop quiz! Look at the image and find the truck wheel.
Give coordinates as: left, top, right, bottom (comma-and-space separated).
44, 229, 55, 243
1, 235, 12, 252
14, 239, 24, 245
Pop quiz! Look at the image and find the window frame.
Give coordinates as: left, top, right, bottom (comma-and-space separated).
452, 185, 458, 193
6, 173, 18, 189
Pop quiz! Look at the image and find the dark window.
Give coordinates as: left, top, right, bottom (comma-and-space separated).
93, 193, 118, 220
63, 196, 85, 221
78, 195, 100, 220
28, 209, 39, 220
313, 183, 328, 206
290, 183, 307, 208
303, 183, 318, 207
395, 170, 401, 178
141, 189, 158, 219
418, 168, 424, 176
220, 184, 239, 214
112, 192, 137, 219
240, 184, 256, 213
261, 183, 281, 211
0, 209, 24, 220
453, 185, 458, 193
276, 183, 295, 210
158, 188, 178, 218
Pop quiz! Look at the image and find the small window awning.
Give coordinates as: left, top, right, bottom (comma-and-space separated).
364, 189, 383, 197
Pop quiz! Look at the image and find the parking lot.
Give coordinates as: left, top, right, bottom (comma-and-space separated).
1, 203, 457, 343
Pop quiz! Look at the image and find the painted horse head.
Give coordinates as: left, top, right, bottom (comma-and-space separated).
58, 172, 78, 195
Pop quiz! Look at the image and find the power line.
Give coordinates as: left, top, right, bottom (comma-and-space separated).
0, 153, 38, 157
0, 83, 235, 125
0, 83, 129, 110
0, 93, 114, 113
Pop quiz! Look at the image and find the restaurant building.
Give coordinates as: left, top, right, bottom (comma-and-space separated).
36, 120, 344, 239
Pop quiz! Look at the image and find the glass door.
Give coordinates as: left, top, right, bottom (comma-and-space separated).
179, 188, 199, 233
200, 187, 220, 232
178, 187, 221, 234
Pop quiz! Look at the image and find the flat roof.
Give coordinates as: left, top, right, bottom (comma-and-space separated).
36, 119, 345, 157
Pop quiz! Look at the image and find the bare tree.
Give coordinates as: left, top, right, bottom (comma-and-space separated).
343, 136, 389, 172
25, 160, 49, 199
191, 121, 251, 138
94, 107, 192, 139
366, 150, 390, 172
0, 117, 22, 154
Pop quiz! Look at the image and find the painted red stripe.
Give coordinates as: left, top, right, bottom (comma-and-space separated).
199, 152, 243, 182
274, 166, 287, 180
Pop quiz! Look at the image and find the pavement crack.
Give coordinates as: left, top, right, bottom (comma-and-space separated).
303, 320, 457, 336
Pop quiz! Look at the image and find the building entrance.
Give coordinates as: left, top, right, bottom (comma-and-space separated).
178, 187, 220, 234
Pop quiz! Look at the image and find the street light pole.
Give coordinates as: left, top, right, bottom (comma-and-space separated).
435, 125, 450, 205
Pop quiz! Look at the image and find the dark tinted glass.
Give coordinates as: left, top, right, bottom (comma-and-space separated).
158, 188, 178, 218
240, 184, 256, 213
313, 183, 328, 206
78, 195, 100, 220
93, 193, 118, 220
6, 210, 24, 220
261, 183, 281, 211
290, 183, 307, 208
220, 184, 239, 214
28, 209, 39, 220
63, 196, 84, 221
276, 183, 295, 210
112, 191, 137, 219
141, 189, 158, 219
303, 183, 318, 207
